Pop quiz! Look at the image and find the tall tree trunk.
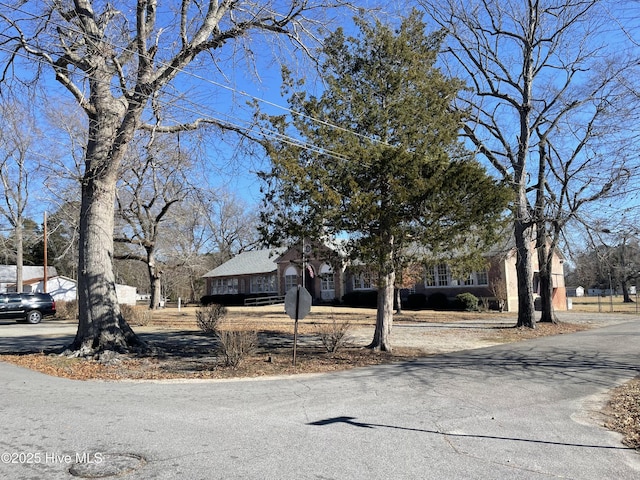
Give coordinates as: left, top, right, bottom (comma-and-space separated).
395, 287, 402, 315
514, 218, 536, 328
537, 241, 557, 323
148, 253, 162, 309
370, 270, 395, 352
69, 79, 147, 355
368, 234, 395, 352
71, 174, 144, 355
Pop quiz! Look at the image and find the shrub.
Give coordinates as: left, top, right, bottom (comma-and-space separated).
341, 291, 378, 308
456, 292, 479, 312
426, 292, 449, 310
317, 317, 352, 354
55, 300, 78, 321
196, 304, 227, 333
201, 294, 248, 306
120, 304, 152, 326
406, 293, 427, 310
216, 330, 258, 368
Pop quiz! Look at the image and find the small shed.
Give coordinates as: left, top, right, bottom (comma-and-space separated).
567, 286, 584, 298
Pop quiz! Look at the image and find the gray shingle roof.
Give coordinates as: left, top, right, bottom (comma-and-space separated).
0, 265, 58, 283
203, 248, 285, 278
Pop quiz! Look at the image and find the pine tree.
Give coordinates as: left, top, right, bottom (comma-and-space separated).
260, 10, 511, 351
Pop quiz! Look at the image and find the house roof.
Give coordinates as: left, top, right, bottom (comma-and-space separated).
0, 265, 58, 283
203, 248, 286, 278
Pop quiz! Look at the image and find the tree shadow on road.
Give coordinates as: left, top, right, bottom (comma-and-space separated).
307, 416, 635, 450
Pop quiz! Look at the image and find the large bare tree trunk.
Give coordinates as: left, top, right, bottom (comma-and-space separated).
148, 255, 162, 309
71, 174, 143, 355
68, 75, 147, 355
536, 240, 557, 324
514, 214, 536, 328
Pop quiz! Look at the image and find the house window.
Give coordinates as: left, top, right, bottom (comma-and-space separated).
284, 266, 298, 292
425, 266, 488, 288
353, 272, 373, 290
251, 275, 277, 294
437, 264, 449, 286
425, 267, 435, 287
210, 278, 238, 295
476, 270, 488, 286
320, 264, 335, 292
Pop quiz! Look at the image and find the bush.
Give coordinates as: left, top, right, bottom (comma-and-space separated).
406, 293, 427, 310
341, 291, 378, 308
196, 304, 227, 333
456, 293, 479, 312
317, 317, 352, 354
426, 292, 449, 310
55, 300, 78, 321
216, 330, 258, 368
201, 294, 248, 306
120, 304, 152, 326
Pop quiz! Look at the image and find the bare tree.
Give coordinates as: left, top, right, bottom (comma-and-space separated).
155, 188, 260, 302
0, 98, 40, 292
533, 111, 635, 322
200, 188, 261, 261
161, 198, 217, 302
39, 100, 86, 282
582, 219, 640, 302
115, 132, 192, 309
1, 0, 345, 355
418, 0, 640, 327
45, 201, 81, 279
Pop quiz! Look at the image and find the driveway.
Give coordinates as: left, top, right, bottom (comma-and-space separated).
0, 314, 639, 479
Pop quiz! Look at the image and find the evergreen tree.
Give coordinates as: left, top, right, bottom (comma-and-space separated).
260, 10, 511, 351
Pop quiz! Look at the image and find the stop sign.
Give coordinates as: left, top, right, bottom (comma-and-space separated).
285, 286, 312, 320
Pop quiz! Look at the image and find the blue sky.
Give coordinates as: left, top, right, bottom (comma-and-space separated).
3, 0, 639, 241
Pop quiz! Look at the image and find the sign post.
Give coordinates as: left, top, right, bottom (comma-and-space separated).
285, 285, 312, 366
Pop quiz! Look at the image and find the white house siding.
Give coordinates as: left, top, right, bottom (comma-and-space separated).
116, 284, 137, 305
38, 276, 78, 302
30, 276, 136, 305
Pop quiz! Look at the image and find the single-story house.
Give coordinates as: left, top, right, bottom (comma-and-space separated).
0, 265, 58, 293
25, 275, 78, 301
0, 265, 137, 305
203, 248, 287, 300
203, 241, 567, 312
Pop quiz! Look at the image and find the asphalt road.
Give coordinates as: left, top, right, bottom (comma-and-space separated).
1, 316, 639, 479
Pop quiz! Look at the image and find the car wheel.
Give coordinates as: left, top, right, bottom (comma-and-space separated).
26, 310, 43, 324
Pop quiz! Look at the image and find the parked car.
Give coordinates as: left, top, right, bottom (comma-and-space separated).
0, 293, 56, 324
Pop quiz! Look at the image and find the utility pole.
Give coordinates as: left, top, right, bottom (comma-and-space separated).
43, 211, 47, 293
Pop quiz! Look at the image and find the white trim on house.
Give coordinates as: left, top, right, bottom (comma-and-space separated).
320, 263, 335, 300
352, 272, 373, 290
424, 265, 489, 288
250, 274, 277, 294
284, 266, 298, 292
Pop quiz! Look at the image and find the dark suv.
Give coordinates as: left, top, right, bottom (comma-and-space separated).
0, 293, 57, 324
